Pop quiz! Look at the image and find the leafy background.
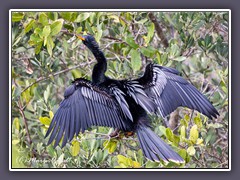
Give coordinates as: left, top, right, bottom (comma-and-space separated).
11, 11, 229, 168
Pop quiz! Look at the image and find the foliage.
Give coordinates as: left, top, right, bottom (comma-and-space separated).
11, 11, 229, 168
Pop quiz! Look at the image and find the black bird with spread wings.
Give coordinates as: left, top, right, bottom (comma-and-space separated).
45, 35, 219, 163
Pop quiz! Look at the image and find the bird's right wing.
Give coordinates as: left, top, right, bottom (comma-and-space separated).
136, 63, 219, 119
45, 78, 132, 148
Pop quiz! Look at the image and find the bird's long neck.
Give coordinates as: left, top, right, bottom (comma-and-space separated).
91, 49, 107, 85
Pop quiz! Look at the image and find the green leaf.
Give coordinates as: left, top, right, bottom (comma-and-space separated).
207, 123, 223, 129
57, 154, 64, 165
46, 36, 54, 56
63, 24, 74, 32
49, 111, 54, 120
189, 125, 199, 144
187, 146, 196, 156
184, 114, 190, 122
12, 139, 20, 145
205, 34, 212, 48
103, 140, 117, 154
165, 128, 174, 142
145, 22, 155, 45
47, 12, 58, 21
47, 146, 56, 157
117, 155, 129, 167
76, 27, 83, 34
39, 117, 51, 126
24, 19, 35, 33
170, 44, 181, 57
130, 49, 141, 72
145, 161, 160, 168
30, 34, 42, 44
159, 125, 166, 136
71, 140, 80, 156
75, 13, 90, 22
39, 13, 49, 26
12, 12, 24, 22
13, 118, 20, 131
50, 19, 63, 36
95, 24, 103, 43
194, 116, 202, 128
180, 125, 186, 140
71, 69, 82, 79
85, 22, 94, 34
126, 36, 139, 49
43, 25, 51, 37
140, 46, 156, 58
178, 149, 190, 163
34, 41, 43, 54
196, 138, 204, 145
60, 12, 73, 21
44, 85, 51, 102
172, 56, 186, 62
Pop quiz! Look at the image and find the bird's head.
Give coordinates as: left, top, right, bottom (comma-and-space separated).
77, 34, 99, 51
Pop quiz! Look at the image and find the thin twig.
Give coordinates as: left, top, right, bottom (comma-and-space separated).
17, 100, 32, 146
21, 64, 86, 94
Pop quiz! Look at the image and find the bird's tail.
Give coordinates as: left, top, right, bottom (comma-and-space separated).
136, 122, 184, 163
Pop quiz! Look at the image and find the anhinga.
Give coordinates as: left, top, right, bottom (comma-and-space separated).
45, 34, 219, 163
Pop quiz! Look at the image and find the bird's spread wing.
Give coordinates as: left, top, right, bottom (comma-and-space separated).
123, 80, 158, 114
136, 63, 219, 119
45, 78, 132, 148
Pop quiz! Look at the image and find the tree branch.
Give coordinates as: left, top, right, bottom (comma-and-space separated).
148, 12, 169, 48
21, 64, 86, 95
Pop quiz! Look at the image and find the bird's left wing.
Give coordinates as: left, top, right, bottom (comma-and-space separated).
135, 63, 219, 119
45, 78, 132, 148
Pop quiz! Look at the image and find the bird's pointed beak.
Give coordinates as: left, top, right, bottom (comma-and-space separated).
76, 35, 85, 41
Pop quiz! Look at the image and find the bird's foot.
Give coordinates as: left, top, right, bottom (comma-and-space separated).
124, 131, 135, 138
109, 128, 120, 138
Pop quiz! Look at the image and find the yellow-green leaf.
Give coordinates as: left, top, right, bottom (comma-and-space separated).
103, 140, 117, 154
12, 12, 24, 22
13, 117, 20, 131
49, 111, 54, 120
71, 140, 80, 156
46, 36, 54, 56
166, 128, 174, 142
159, 125, 166, 136
108, 15, 120, 23
117, 155, 128, 165
43, 25, 51, 37
189, 125, 199, 143
60, 12, 73, 21
24, 19, 35, 33
187, 146, 196, 156
34, 41, 43, 54
196, 138, 204, 145
194, 116, 202, 128
50, 19, 63, 36
180, 125, 186, 139
178, 149, 190, 163
184, 114, 190, 122
75, 13, 90, 22
71, 69, 82, 79
132, 161, 141, 168
145, 22, 154, 45
12, 139, 20, 145
130, 49, 141, 72
39, 13, 49, 26
39, 116, 51, 126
